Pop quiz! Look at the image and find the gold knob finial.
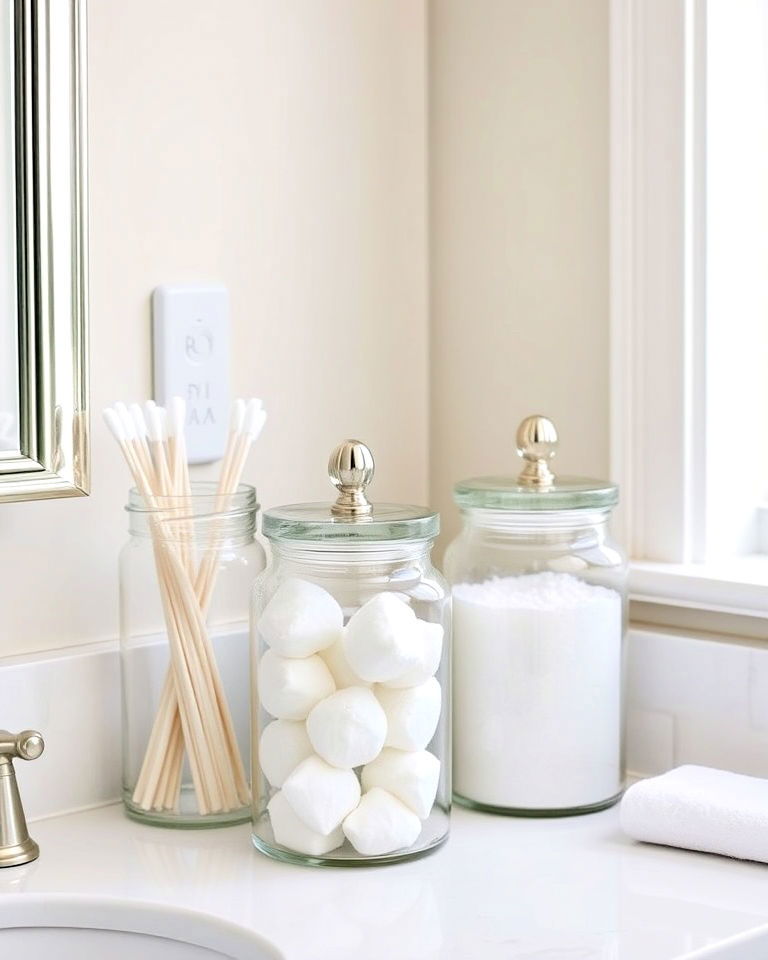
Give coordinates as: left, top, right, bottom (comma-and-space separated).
329, 440, 375, 517
516, 415, 558, 489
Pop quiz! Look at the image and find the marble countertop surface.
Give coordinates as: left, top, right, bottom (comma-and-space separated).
1, 802, 767, 959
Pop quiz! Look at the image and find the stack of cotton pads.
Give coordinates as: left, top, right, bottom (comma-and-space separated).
257, 579, 443, 857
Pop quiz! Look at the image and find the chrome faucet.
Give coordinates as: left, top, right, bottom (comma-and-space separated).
0, 730, 44, 867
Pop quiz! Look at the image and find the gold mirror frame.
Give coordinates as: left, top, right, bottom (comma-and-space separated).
1, 0, 88, 502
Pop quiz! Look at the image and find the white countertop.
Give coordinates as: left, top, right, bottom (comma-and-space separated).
1, 802, 767, 960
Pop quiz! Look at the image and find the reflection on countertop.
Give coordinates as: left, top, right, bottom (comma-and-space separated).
0, 803, 766, 960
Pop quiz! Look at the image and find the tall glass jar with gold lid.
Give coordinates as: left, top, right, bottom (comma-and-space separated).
444, 416, 627, 817
251, 441, 450, 866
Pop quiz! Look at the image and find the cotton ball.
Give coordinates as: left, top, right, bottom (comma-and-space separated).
268, 790, 344, 857
259, 578, 343, 658
258, 649, 335, 720
361, 749, 441, 819
259, 719, 314, 787
321, 632, 372, 689
282, 755, 361, 835
344, 593, 422, 683
307, 687, 387, 769
381, 621, 443, 689
342, 788, 422, 856
376, 678, 441, 751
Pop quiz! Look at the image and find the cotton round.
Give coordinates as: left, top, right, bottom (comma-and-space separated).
282, 755, 361, 835
376, 677, 442, 751
344, 593, 422, 683
259, 578, 343, 658
258, 649, 335, 720
268, 790, 344, 856
342, 787, 422, 856
381, 620, 443, 689
306, 686, 387, 769
362, 748, 441, 819
259, 719, 314, 787
321, 632, 372, 689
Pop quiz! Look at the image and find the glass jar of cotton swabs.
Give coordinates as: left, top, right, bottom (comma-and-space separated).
106, 397, 267, 827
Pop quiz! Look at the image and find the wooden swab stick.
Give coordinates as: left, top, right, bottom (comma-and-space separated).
107, 406, 212, 809
197, 400, 266, 612
106, 407, 221, 813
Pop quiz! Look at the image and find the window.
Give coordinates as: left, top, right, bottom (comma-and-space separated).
611, 0, 768, 616
706, 0, 768, 559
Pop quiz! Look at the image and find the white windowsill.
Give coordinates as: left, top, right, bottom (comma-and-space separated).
630, 555, 768, 619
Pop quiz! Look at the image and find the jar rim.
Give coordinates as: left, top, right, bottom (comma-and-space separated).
262, 502, 438, 543
458, 505, 614, 531
452, 475, 618, 511
125, 482, 258, 520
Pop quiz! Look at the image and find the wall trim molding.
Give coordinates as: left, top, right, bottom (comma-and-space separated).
0, 636, 118, 669
608, 1, 764, 626
609, 0, 696, 564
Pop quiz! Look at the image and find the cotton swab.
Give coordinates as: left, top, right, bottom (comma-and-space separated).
104, 396, 265, 816
106, 405, 225, 812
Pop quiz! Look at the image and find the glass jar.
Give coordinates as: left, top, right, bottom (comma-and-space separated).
444, 416, 627, 817
120, 482, 265, 828
251, 441, 450, 866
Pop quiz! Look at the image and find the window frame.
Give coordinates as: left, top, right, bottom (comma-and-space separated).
610, 0, 768, 619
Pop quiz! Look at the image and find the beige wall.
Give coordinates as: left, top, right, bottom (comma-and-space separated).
0, 0, 428, 657
1, 0, 610, 657
429, 0, 609, 554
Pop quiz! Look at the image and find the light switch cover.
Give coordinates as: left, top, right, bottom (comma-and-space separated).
152, 285, 230, 464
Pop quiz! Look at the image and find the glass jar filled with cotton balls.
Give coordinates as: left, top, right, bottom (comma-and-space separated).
251, 440, 450, 866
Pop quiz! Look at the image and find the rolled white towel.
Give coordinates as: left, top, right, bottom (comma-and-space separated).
620, 765, 768, 863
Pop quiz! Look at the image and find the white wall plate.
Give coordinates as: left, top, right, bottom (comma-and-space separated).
152, 285, 230, 464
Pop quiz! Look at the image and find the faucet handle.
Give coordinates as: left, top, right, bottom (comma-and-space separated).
0, 730, 44, 762
0, 729, 44, 868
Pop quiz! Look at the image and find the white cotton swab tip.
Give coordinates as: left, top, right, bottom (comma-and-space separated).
147, 404, 166, 443
129, 403, 148, 439
144, 400, 158, 432
244, 407, 267, 441
103, 407, 127, 443
114, 402, 138, 441
241, 399, 265, 437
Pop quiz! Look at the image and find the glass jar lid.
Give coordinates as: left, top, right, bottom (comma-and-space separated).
263, 440, 439, 543
453, 415, 618, 512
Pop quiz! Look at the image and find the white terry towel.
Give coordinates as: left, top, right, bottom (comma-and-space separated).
620, 765, 768, 863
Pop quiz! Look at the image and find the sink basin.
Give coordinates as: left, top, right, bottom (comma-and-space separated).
0, 894, 282, 959
682, 924, 768, 959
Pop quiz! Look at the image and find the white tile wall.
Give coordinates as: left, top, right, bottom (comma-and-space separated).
3, 625, 768, 821
0, 640, 121, 821
627, 629, 768, 778
0, 626, 248, 821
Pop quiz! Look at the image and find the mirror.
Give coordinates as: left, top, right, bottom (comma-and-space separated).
0, 0, 88, 502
